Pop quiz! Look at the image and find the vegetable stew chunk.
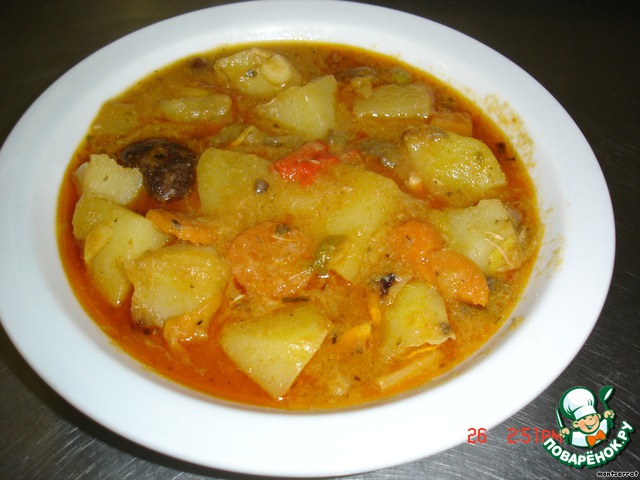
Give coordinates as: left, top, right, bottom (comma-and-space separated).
71, 195, 170, 306
127, 244, 229, 344
256, 75, 338, 139
74, 154, 143, 205
119, 138, 197, 202
353, 83, 433, 118
228, 222, 314, 299
214, 47, 301, 97
158, 93, 232, 123
426, 249, 489, 306
432, 199, 524, 275
381, 279, 453, 360
220, 304, 331, 398
196, 147, 277, 233
403, 125, 506, 205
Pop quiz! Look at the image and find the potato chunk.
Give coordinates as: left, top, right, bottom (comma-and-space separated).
127, 244, 229, 342
220, 304, 331, 398
74, 154, 143, 205
159, 94, 232, 122
196, 148, 283, 242
320, 165, 404, 281
214, 47, 301, 97
353, 83, 432, 118
432, 198, 523, 275
381, 279, 453, 360
256, 75, 337, 139
72, 195, 170, 306
197, 147, 273, 212
403, 125, 506, 205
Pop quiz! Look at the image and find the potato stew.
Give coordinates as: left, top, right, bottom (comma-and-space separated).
58, 42, 541, 409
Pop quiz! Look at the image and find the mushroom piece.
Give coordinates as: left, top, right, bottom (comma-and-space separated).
118, 138, 196, 202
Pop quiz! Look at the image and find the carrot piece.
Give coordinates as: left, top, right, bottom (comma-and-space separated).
425, 249, 489, 306
228, 221, 315, 299
271, 140, 339, 186
387, 220, 487, 305
146, 209, 217, 245
388, 219, 445, 266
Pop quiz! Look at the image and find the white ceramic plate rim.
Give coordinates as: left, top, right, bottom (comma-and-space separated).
0, 1, 615, 477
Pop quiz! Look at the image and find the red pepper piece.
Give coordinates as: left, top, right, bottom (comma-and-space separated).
271, 140, 339, 186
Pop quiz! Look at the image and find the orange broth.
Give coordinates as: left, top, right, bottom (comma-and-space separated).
57, 42, 540, 409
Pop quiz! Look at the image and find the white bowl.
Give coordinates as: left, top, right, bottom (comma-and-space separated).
0, 1, 614, 477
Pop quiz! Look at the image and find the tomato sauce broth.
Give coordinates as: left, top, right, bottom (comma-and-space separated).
57, 42, 540, 409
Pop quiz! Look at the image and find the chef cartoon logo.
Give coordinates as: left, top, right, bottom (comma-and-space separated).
542, 385, 635, 469
558, 386, 614, 448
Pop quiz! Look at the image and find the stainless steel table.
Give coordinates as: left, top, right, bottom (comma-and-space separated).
1, 1, 638, 478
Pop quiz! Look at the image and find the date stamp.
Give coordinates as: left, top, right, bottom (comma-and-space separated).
466, 427, 563, 445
